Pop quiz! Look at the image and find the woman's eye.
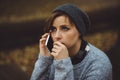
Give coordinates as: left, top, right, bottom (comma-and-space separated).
62, 26, 70, 31
50, 26, 56, 32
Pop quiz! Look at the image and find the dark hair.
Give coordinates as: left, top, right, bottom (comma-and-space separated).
44, 11, 74, 33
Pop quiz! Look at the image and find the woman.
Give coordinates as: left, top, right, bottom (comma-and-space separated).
30, 4, 112, 80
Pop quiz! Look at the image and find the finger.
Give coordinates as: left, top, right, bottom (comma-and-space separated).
42, 33, 49, 38
53, 42, 61, 46
51, 47, 58, 53
39, 38, 46, 42
53, 44, 59, 49
54, 41, 65, 47
51, 51, 58, 57
39, 38, 47, 47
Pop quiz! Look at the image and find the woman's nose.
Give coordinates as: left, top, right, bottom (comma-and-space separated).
54, 30, 62, 40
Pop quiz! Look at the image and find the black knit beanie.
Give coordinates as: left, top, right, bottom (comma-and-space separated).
52, 4, 90, 36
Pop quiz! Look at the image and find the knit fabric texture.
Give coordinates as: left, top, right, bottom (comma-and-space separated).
30, 43, 112, 80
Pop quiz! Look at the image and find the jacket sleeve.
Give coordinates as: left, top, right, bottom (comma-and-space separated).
30, 55, 53, 80
53, 57, 74, 80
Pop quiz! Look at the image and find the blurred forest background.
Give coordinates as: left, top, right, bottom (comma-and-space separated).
0, 0, 120, 80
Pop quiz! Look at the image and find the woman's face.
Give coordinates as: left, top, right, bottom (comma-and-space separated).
50, 15, 81, 49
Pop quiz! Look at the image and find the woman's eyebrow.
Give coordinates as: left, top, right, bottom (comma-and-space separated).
60, 24, 70, 27
60, 24, 72, 28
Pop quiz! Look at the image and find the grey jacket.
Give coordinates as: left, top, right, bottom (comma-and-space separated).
30, 43, 112, 80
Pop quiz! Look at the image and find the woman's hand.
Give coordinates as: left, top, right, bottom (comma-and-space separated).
51, 41, 69, 60
39, 33, 51, 57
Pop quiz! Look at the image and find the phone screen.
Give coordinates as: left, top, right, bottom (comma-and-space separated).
46, 35, 53, 52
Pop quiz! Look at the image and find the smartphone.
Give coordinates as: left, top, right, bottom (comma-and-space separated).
45, 35, 53, 51
45, 35, 50, 46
